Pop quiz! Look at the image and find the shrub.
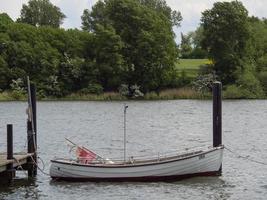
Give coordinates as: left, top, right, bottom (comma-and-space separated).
258, 71, 267, 96
144, 91, 158, 100
236, 71, 264, 98
224, 71, 264, 99
118, 84, 129, 97
159, 88, 204, 99
9, 90, 26, 100
80, 83, 103, 95
224, 85, 244, 99
119, 84, 144, 98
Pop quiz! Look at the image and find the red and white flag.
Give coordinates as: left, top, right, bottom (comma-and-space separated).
76, 146, 98, 164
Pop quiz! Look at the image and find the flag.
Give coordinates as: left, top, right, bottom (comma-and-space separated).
76, 146, 98, 164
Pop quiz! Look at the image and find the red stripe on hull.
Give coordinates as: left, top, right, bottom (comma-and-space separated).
51, 171, 222, 182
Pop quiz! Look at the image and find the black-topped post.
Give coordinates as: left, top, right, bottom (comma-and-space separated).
213, 81, 222, 148
30, 84, 37, 151
27, 83, 37, 177
6, 124, 15, 183
7, 124, 13, 161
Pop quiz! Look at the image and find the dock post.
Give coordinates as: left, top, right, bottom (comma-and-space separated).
212, 81, 222, 174
6, 124, 15, 183
27, 84, 37, 178
213, 81, 222, 147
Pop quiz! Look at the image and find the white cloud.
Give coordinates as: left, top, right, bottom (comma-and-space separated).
166, 0, 267, 42
1, 0, 267, 42
0, 0, 28, 19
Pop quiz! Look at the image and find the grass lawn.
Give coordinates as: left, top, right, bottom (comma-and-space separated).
175, 59, 209, 78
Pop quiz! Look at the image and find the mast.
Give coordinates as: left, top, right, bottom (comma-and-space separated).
123, 104, 128, 163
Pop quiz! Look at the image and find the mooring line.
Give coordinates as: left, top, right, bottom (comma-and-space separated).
29, 155, 50, 176
225, 146, 267, 166
13, 157, 28, 177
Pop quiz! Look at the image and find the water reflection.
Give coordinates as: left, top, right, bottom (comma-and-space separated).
0, 178, 40, 199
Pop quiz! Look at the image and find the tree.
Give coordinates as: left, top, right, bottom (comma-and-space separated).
190, 26, 207, 59
0, 55, 11, 90
249, 17, 267, 72
0, 13, 13, 31
81, 0, 180, 92
180, 32, 192, 58
93, 25, 125, 90
139, 0, 182, 27
17, 0, 65, 28
201, 1, 251, 84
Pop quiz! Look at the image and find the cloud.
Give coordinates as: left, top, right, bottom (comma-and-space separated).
0, 0, 28, 20
55, 0, 98, 29
1, 0, 267, 42
166, 0, 267, 42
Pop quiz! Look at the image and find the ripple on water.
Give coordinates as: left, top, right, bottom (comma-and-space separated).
0, 100, 267, 199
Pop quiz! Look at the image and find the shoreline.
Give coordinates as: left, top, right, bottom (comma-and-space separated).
0, 89, 266, 101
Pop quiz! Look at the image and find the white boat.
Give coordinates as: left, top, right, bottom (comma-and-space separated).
50, 145, 224, 181
50, 93, 224, 182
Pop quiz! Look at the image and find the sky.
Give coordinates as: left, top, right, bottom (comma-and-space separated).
1, 0, 267, 43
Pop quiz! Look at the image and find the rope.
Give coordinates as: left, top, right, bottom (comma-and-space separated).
225, 146, 267, 166
29, 155, 50, 176
13, 157, 28, 176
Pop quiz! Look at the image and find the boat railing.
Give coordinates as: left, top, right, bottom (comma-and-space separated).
55, 145, 217, 165
86, 145, 211, 164
108, 149, 204, 164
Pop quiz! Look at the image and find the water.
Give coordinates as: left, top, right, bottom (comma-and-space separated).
0, 100, 267, 200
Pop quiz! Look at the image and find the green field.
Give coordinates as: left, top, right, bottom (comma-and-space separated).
176, 59, 209, 78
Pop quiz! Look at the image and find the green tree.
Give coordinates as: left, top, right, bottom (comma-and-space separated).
0, 13, 13, 32
81, 0, 180, 92
17, 0, 65, 28
190, 26, 207, 59
180, 32, 192, 58
201, 1, 251, 84
93, 25, 125, 90
0, 55, 11, 90
139, 0, 182, 27
249, 17, 267, 72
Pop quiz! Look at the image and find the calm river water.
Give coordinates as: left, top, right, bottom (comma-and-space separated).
0, 100, 267, 200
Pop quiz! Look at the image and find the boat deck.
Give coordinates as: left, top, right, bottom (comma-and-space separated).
53, 149, 211, 167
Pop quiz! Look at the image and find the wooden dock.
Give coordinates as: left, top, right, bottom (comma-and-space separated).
0, 153, 34, 173
0, 79, 38, 185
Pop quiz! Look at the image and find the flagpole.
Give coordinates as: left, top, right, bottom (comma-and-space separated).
124, 104, 128, 163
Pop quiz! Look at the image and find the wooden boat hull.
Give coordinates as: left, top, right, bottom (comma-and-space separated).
50, 146, 223, 181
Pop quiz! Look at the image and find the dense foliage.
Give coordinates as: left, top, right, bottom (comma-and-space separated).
17, 0, 66, 28
0, 0, 182, 97
1, 0, 267, 99
199, 1, 266, 97
82, 0, 181, 93
201, 1, 251, 85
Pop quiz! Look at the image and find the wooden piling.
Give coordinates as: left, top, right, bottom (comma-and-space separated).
213, 81, 222, 147
0, 79, 38, 184
212, 81, 222, 174
31, 84, 37, 147
7, 124, 13, 161
6, 124, 15, 183
27, 83, 37, 177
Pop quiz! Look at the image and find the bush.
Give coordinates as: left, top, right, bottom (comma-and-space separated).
144, 91, 158, 100
237, 71, 264, 98
178, 70, 192, 87
119, 84, 144, 98
258, 71, 267, 96
193, 73, 217, 93
224, 85, 244, 99
224, 71, 264, 99
79, 83, 103, 95
9, 90, 26, 100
